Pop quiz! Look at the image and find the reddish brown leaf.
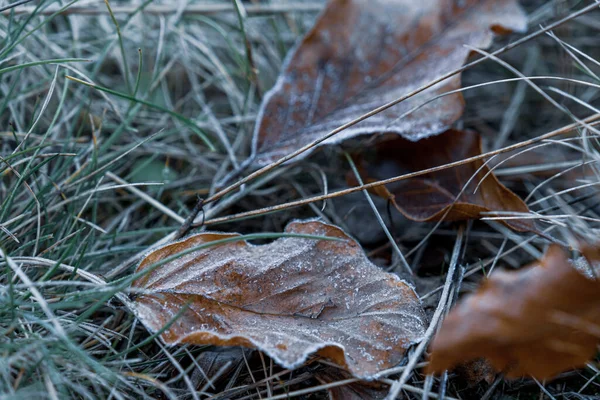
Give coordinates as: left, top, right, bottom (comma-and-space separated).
252, 0, 527, 165
131, 220, 426, 379
427, 244, 600, 380
349, 129, 535, 232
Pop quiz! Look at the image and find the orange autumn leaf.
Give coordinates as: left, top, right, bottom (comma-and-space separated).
349, 129, 535, 232
252, 0, 527, 165
427, 244, 600, 380
131, 220, 426, 379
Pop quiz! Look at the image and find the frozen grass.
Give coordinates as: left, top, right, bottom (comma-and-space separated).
1, 0, 600, 398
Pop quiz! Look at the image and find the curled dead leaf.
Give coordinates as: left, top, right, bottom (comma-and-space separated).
427, 244, 600, 380
252, 0, 527, 165
348, 129, 535, 232
131, 220, 426, 379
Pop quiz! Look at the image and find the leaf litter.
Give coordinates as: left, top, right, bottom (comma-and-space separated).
129, 0, 550, 390
6, 0, 600, 396
125, 0, 599, 394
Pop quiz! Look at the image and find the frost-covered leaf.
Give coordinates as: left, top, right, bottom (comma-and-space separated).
349, 129, 535, 232
131, 220, 426, 379
252, 0, 527, 165
428, 244, 600, 379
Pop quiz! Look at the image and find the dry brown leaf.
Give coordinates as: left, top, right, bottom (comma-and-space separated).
252, 0, 527, 165
427, 244, 600, 380
349, 129, 535, 232
131, 220, 426, 379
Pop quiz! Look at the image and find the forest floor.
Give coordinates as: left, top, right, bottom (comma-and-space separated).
1, 0, 600, 399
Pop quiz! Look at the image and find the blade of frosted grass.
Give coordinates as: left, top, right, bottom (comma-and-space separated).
1, 182, 169, 235
106, 171, 182, 224
0, 0, 33, 13
1, 249, 66, 336
62, 0, 154, 140
0, 68, 23, 116
65, 75, 217, 151
0, 58, 89, 75
8, 234, 54, 254
0, 0, 44, 53
88, 0, 154, 80
64, 131, 162, 187
13, 66, 59, 154
0, 146, 56, 173
104, 0, 132, 93
0, 158, 41, 254
193, 15, 245, 69
99, 102, 142, 151
0, 78, 69, 227
0, 0, 80, 59
99, 227, 178, 239
1, 155, 60, 223
133, 48, 143, 99
232, 0, 258, 88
